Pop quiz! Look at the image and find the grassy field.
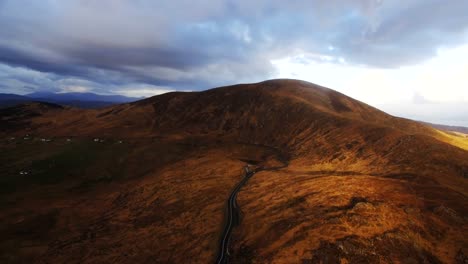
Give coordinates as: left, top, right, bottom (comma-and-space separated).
435, 129, 468, 151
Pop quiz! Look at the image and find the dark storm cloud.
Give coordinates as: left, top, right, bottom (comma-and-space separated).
0, 0, 467, 93
330, 0, 468, 67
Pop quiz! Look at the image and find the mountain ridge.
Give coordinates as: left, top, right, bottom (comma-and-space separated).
26, 91, 140, 103
0, 91, 140, 109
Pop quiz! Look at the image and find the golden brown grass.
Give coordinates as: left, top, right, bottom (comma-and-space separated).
434, 129, 468, 151
232, 167, 466, 263
1, 79, 466, 263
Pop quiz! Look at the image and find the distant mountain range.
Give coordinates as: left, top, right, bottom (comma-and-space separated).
423, 122, 468, 134
0, 92, 140, 109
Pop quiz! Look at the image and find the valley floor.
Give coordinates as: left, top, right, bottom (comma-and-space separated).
0, 137, 466, 263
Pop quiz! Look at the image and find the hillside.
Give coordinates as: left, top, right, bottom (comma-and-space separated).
0, 79, 467, 263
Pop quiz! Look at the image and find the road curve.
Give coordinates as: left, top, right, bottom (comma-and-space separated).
216, 166, 254, 264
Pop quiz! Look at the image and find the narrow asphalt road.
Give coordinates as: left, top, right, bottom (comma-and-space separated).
216, 165, 255, 264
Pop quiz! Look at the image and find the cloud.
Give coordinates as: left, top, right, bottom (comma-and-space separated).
59, 85, 91, 93
333, 0, 468, 67
0, 0, 467, 94
0, 63, 171, 97
110, 86, 176, 98
412, 93, 431, 104
379, 102, 468, 127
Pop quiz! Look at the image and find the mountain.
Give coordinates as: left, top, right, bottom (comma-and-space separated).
26, 91, 138, 103
0, 93, 32, 108
0, 101, 65, 132
0, 93, 30, 101
0, 79, 467, 263
0, 92, 140, 109
424, 121, 468, 134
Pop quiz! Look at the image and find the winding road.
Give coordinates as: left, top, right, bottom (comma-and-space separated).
216, 165, 255, 264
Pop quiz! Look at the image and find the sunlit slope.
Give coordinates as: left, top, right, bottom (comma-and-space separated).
433, 129, 468, 150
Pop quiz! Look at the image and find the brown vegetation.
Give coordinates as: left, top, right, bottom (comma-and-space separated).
0, 79, 467, 263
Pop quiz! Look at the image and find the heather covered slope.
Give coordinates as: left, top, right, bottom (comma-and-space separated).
4, 79, 467, 190
3, 79, 461, 149
16, 79, 439, 138
0, 79, 467, 263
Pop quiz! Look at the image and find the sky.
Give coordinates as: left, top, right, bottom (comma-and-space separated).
0, 0, 467, 126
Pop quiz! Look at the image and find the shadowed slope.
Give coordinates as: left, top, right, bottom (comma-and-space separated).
7, 79, 450, 142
